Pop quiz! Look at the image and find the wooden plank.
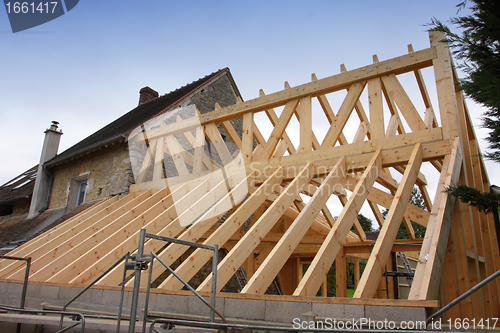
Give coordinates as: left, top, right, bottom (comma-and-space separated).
69, 180, 217, 286
380, 74, 427, 132
312, 74, 349, 146
386, 115, 400, 137
409, 137, 463, 301
249, 128, 443, 176
297, 96, 312, 153
220, 115, 243, 149
193, 126, 207, 173
130, 174, 254, 288
204, 123, 233, 165
294, 151, 382, 296
0, 196, 119, 276
381, 79, 406, 136
272, 140, 288, 158
450, 192, 473, 319
340, 64, 372, 139
0, 195, 117, 261
336, 247, 347, 297
338, 195, 366, 242
153, 137, 165, 180
197, 163, 314, 293
5, 191, 151, 280
353, 122, 368, 143
242, 112, 253, 164
341, 175, 429, 228
136, 139, 157, 183
27, 189, 171, 282
368, 77, 384, 139
260, 89, 296, 155
252, 120, 266, 145
354, 144, 422, 298
165, 135, 189, 176
254, 99, 299, 160
354, 257, 360, 289
241, 158, 345, 294
159, 168, 284, 290
177, 120, 217, 172
458, 171, 484, 318
368, 200, 385, 228
143, 47, 437, 140
418, 184, 433, 212
321, 82, 366, 148
429, 30, 460, 139
408, 44, 438, 129
42, 184, 191, 284
441, 223, 462, 320
402, 217, 416, 239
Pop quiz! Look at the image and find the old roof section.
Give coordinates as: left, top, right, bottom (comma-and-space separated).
45, 68, 240, 167
0, 165, 37, 205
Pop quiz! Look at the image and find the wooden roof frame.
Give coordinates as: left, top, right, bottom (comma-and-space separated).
1, 31, 499, 320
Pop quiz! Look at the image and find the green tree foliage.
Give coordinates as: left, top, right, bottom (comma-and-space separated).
382, 187, 427, 239
430, 0, 500, 162
446, 185, 500, 213
429, 0, 500, 213
357, 213, 374, 232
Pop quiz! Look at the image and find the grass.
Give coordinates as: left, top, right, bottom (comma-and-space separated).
346, 288, 355, 298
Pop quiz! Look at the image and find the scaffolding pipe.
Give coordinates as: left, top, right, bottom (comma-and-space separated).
150, 252, 226, 323
129, 229, 146, 333
0, 255, 31, 333
0, 305, 85, 333
426, 268, 500, 325
59, 253, 128, 330
148, 318, 435, 333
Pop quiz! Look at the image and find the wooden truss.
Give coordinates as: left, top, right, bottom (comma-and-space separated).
1, 31, 499, 320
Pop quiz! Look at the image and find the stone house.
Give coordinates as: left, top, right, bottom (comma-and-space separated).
0, 68, 242, 249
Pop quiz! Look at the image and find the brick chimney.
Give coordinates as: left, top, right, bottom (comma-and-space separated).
28, 121, 63, 219
139, 86, 159, 105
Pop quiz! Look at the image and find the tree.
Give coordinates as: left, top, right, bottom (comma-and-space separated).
382, 187, 427, 239
357, 213, 374, 232
430, 0, 500, 212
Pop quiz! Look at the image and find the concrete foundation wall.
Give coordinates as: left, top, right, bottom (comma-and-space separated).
0, 280, 428, 326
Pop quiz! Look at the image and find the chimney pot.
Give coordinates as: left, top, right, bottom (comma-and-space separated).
50, 121, 59, 131
139, 86, 159, 106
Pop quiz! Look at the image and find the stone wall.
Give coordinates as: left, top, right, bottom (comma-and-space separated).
48, 143, 134, 210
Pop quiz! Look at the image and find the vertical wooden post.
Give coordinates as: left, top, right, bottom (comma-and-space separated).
242, 112, 253, 164
297, 258, 302, 284
442, 222, 462, 320
322, 277, 328, 297
354, 257, 360, 289
429, 30, 460, 139
336, 247, 347, 297
451, 188, 474, 319
246, 253, 254, 280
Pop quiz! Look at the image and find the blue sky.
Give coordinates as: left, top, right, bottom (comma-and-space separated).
1, 0, 495, 194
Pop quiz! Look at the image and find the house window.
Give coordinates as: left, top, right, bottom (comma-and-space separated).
67, 175, 89, 212
76, 180, 87, 207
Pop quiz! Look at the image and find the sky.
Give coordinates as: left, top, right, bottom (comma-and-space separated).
1, 1, 497, 219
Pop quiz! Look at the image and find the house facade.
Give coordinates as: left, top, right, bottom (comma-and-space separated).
0, 68, 242, 247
